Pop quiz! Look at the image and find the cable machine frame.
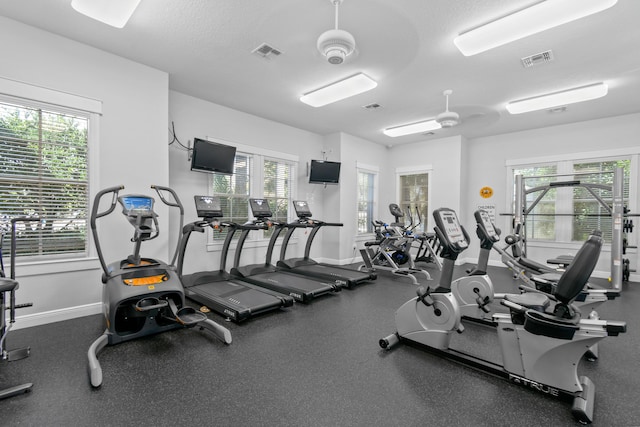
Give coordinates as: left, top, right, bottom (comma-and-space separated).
513, 167, 625, 290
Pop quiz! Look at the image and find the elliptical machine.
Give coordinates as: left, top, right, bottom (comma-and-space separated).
87, 185, 232, 388
379, 207, 626, 424
359, 204, 430, 285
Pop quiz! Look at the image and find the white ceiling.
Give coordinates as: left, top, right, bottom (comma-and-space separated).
1, 0, 639, 146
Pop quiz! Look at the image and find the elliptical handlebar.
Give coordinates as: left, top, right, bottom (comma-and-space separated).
151, 185, 184, 267
91, 185, 124, 277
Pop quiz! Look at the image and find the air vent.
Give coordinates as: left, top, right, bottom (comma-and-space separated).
363, 103, 382, 110
252, 43, 283, 60
521, 50, 554, 68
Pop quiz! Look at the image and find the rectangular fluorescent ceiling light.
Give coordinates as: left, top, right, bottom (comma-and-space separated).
300, 73, 377, 107
71, 0, 141, 28
383, 120, 441, 137
506, 82, 608, 114
454, 0, 618, 56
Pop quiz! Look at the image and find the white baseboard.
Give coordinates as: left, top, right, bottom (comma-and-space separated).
11, 302, 102, 330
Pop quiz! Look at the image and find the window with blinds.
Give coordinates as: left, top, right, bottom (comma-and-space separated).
512, 164, 558, 241
212, 154, 251, 240
210, 151, 294, 241
0, 100, 89, 258
511, 158, 630, 244
263, 158, 292, 238
572, 160, 630, 242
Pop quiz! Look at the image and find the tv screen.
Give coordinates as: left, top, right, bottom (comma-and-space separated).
190, 138, 236, 174
309, 160, 341, 184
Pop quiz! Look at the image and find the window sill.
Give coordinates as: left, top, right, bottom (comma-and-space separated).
526, 240, 612, 253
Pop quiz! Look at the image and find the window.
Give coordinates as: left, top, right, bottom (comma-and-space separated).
510, 157, 631, 244
398, 172, 429, 232
572, 160, 631, 242
212, 153, 251, 237
357, 166, 378, 234
512, 164, 557, 240
0, 99, 90, 258
210, 144, 296, 241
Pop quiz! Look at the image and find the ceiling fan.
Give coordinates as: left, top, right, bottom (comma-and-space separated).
435, 89, 461, 128
317, 0, 356, 65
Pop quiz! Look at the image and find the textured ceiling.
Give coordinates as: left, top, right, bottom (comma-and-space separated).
1, 0, 638, 146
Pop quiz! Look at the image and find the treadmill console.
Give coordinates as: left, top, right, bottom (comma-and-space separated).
249, 198, 273, 218
293, 200, 312, 219
474, 210, 499, 242
194, 195, 223, 219
433, 208, 468, 252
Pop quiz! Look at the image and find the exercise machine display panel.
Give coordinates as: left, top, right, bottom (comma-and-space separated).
194, 195, 223, 218
292, 200, 312, 218
476, 210, 499, 240
119, 196, 154, 215
250, 198, 272, 218
434, 209, 468, 250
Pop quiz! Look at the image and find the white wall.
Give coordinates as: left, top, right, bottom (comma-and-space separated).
168, 91, 327, 276
1, 17, 169, 327
333, 132, 388, 261
385, 135, 464, 224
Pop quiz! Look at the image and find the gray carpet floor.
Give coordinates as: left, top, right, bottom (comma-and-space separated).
2, 263, 638, 426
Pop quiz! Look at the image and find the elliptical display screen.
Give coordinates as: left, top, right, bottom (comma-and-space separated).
119, 196, 154, 215
249, 198, 272, 218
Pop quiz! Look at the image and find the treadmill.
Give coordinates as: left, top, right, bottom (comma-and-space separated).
177, 196, 294, 322
230, 198, 341, 303
276, 200, 377, 288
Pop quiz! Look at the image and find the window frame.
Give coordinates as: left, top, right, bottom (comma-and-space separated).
205, 138, 298, 250
356, 162, 379, 235
506, 149, 637, 250
0, 77, 101, 273
395, 165, 432, 233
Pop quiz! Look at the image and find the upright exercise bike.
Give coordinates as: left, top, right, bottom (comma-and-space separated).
87, 185, 232, 387
379, 207, 626, 424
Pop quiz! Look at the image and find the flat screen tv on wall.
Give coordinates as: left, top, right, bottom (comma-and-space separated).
190, 138, 236, 174
308, 160, 341, 184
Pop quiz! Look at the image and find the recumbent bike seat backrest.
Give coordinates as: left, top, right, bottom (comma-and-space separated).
553, 230, 603, 305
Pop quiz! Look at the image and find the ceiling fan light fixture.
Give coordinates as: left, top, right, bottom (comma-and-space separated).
317, 29, 356, 65
300, 73, 377, 107
318, 0, 356, 64
71, 0, 141, 28
506, 82, 608, 114
435, 89, 460, 127
454, 0, 618, 56
383, 120, 442, 138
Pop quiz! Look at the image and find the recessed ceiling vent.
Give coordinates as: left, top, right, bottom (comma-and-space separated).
252, 43, 283, 60
363, 103, 381, 110
521, 50, 554, 68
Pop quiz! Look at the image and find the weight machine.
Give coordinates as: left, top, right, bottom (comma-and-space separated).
513, 167, 634, 290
